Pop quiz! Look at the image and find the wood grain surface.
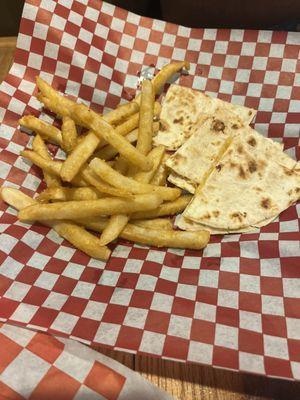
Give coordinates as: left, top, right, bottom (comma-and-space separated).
1, 37, 300, 400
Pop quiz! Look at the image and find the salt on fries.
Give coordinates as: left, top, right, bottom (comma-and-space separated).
1, 61, 209, 260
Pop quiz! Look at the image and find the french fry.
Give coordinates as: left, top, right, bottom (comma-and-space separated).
21, 150, 63, 176
131, 194, 193, 219
113, 156, 128, 175
60, 131, 99, 182
97, 145, 164, 245
111, 112, 139, 140
32, 135, 61, 188
80, 218, 210, 250
21, 149, 88, 187
90, 158, 181, 201
37, 77, 153, 171
37, 78, 139, 126
0, 187, 110, 260
19, 115, 63, 147
62, 116, 77, 153
18, 194, 163, 221
37, 187, 102, 202
136, 79, 154, 156
54, 222, 111, 260
98, 155, 129, 244
94, 121, 160, 161
81, 167, 132, 198
98, 214, 129, 246
133, 218, 173, 230
150, 153, 170, 186
93, 131, 137, 160
151, 61, 190, 94
134, 145, 165, 183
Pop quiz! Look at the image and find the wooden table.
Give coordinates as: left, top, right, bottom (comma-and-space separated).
1, 36, 300, 400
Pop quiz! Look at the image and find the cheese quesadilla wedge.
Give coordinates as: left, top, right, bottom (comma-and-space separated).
183, 128, 300, 230
175, 214, 278, 234
153, 84, 256, 150
168, 172, 197, 194
165, 114, 243, 193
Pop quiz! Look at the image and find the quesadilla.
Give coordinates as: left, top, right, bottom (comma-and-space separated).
165, 114, 244, 193
183, 128, 300, 231
175, 214, 278, 234
153, 84, 256, 150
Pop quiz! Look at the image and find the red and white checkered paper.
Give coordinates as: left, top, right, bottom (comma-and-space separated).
0, 0, 300, 381
0, 322, 172, 399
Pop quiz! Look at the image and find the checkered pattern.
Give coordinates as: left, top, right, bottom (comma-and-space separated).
0, 0, 300, 381
0, 322, 171, 399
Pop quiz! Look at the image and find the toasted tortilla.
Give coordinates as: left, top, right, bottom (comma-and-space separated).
183, 128, 300, 230
168, 172, 197, 194
153, 84, 256, 150
166, 114, 242, 193
175, 214, 278, 234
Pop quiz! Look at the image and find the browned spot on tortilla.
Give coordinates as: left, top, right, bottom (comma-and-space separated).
296, 187, 300, 193
184, 130, 193, 138
159, 120, 169, 132
284, 168, 293, 176
173, 116, 184, 124
255, 187, 262, 192
230, 161, 237, 168
216, 164, 222, 172
202, 212, 211, 219
237, 145, 244, 154
228, 149, 233, 155
172, 154, 186, 165
248, 110, 253, 116
230, 212, 244, 222
248, 160, 257, 173
211, 119, 225, 132
213, 211, 220, 217
261, 198, 271, 209
232, 124, 239, 129
239, 166, 246, 179
247, 137, 257, 147
288, 189, 293, 196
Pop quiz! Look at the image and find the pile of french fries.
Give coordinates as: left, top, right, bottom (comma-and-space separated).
0, 61, 210, 260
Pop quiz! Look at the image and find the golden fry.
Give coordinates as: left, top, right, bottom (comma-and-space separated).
19, 194, 163, 221
99, 214, 128, 246
80, 218, 210, 250
94, 120, 160, 161
37, 186, 101, 202
54, 222, 111, 260
131, 194, 193, 219
113, 156, 128, 175
60, 131, 99, 182
90, 158, 181, 201
134, 145, 165, 183
81, 167, 132, 198
62, 116, 77, 153
37, 78, 152, 171
136, 80, 154, 156
32, 135, 61, 188
151, 61, 190, 94
21, 150, 63, 176
133, 218, 173, 230
150, 153, 170, 186
19, 115, 63, 146
0, 187, 110, 260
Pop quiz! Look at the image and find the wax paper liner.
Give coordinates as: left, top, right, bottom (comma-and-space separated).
0, 0, 300, 381
0, 322, 172, 399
